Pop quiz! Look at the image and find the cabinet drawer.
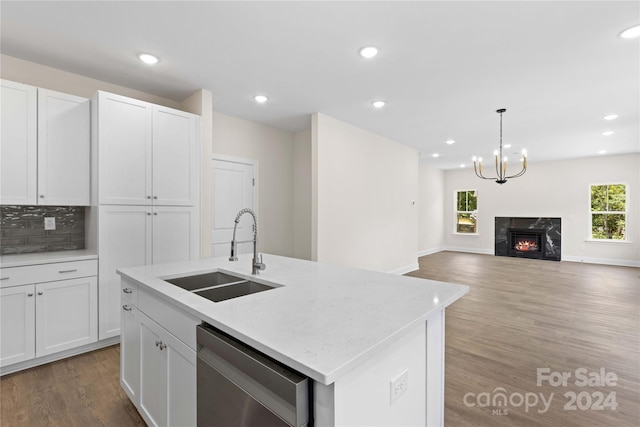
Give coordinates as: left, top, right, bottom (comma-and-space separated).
121, 279, 139, 307
138, 288, 198, 350
0, 259, 97, 288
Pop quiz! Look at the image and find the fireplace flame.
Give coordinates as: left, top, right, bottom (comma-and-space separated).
514, 240, 539, 252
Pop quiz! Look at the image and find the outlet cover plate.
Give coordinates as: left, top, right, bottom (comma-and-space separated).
44, 217, 56, 230
390, 368, 408, 404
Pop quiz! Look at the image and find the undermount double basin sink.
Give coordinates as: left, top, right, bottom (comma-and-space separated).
165, 271, 275, 302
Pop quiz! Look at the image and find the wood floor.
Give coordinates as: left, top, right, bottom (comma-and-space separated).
407, 251, 640, 427
0, 345, 144, 426
1, 251, 638, 426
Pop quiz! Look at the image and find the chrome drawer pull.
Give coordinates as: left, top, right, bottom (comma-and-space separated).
37, 291, 43, 296
123, 288, 134, 294
122, 305, 132, 312
58, 269, 78, 273
0, 277, 9, 280
27, 293, 34, 297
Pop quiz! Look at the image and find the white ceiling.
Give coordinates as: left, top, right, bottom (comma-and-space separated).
1, 1, 638, 170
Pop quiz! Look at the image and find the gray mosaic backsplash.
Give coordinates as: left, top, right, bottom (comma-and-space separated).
0, 206, 86, 255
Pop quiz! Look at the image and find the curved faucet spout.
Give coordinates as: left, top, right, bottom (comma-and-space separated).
229, 208, 266, 275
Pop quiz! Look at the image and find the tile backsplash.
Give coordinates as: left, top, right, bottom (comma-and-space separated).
0, 206, 86, 255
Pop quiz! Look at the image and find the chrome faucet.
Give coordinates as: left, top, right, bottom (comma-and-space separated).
229, 208, 266, 275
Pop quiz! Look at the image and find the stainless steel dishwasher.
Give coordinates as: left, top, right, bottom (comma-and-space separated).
197, 323, 311, 427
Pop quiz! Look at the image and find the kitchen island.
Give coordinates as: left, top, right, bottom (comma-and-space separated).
117, 254, 468, 427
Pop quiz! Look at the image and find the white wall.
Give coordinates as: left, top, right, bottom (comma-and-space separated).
212, 111, 295, 257
313, 113, 419, 273
418, 161, 445, 255
1, 55, 182, 109
443, 154, 640, 266
293, 129, 312, 260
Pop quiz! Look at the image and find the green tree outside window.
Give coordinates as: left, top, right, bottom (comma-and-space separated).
590, 184, 626, 240
456, 190, 477, 233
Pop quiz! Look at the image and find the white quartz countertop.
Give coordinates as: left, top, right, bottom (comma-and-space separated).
117, 254, 468, 385
0, 250, 98, 268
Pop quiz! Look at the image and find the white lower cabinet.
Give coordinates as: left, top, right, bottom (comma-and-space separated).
0, 285, 36, 366
0, 264, 98, 368
120, 279, 197, 427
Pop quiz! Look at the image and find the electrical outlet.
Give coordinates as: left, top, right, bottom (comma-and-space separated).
390, 368, 408, 404
44, 217, 56, 231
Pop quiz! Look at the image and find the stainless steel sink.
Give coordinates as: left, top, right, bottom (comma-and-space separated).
165, 271, 244, 291
194, 281, 274, 302
164, 271, 276, 302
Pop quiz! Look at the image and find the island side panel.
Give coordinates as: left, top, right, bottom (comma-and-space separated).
426, 309, 445, 427
329, 321, 427, 426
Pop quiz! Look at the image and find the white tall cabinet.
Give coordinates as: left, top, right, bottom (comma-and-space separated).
93, 91, 200, 340
0, 80, 90, 206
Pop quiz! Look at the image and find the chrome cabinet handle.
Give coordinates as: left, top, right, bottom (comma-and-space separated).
153, 212, 158, 216
39, 195, 45, 198
37, 291, 43, 296
123, 288, 133, 294
122, 305, 132, 311
155, 340, 161, 347
153, 196, 158, 199
147, 196, 151, 199
58, 269, 78, 273
159, 343, 166, 351
27, 293, 34, 297
0, 277, 9, 281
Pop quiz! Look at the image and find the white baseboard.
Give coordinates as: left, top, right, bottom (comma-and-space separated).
388, 263, 420, 275
562, 255, 640, 268
417, 247, 445, 257
0, 336, 120, 376
443, 246, 494, 255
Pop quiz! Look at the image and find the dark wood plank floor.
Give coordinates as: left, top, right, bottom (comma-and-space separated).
0, 345, 144, 427
1, 251, 638, 426
408, 251, 640, 427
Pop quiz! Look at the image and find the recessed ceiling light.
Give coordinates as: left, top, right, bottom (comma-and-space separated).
460, 164, 465, 168
598, 149, 607, 155
602, 130, 614, 136
619, 24, 640, 39
603, 114, 618, 121
359, 46, 379, 58
254, 95, 268, 103
372, 100, 386, 108
432, 153, 439, 158
446, 139, 455, 145
503, 144, 512, 149
138, 53, 159, 65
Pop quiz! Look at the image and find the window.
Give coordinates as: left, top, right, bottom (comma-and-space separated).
590, 184, 626, 240
456, 190, 477, 234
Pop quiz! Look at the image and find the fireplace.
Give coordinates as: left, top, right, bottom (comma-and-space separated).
508, 228, 545, 259
495, 217, 561, 261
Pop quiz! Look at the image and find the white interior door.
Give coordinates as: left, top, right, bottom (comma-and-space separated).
211, 158, 255, 258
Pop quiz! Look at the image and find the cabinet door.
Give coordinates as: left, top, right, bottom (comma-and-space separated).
138, 313, 168, 427
120, 302, 139, 405
37, 89, 90, 205
0, 80, 37, 205
153, 107, 199, 206
35, 277, 98, 357
152, 206, 199, 265
0, 285, 35, 367
97, 91, 152, 205
138, 312, 196, 427
98, 205, 152, 339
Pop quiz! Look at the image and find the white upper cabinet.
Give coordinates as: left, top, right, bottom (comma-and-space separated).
95, 91, 199, 206
0, 80, 90, 206
1, 80, 37, 205
37, 89, 91, 205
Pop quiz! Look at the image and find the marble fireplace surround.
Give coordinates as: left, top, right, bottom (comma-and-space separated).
495, 217, 561, 261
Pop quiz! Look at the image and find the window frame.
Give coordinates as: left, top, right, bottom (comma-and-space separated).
588, 182, 628, 242
454, 189, 478, 235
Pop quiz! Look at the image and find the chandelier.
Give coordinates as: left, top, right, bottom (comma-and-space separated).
473, 108, 527, 184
